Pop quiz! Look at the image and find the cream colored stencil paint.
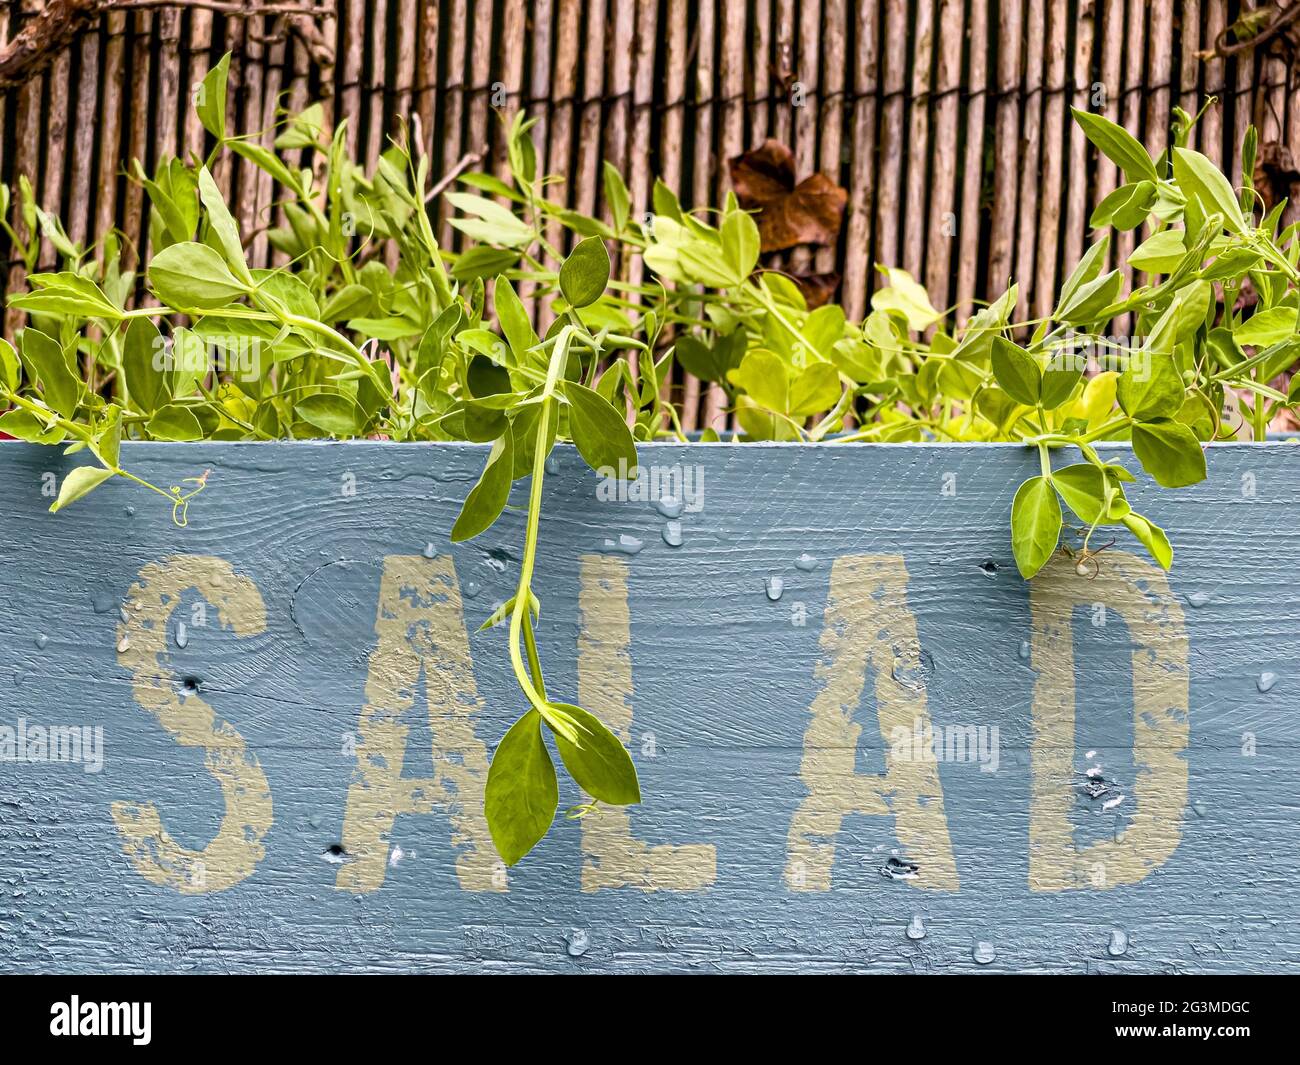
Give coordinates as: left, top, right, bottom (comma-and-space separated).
113, 555, 273, 894
338, 555, 500, 893
577, 555, 717, 892
1028, 551, 1189, 891
786, 555, 959, 891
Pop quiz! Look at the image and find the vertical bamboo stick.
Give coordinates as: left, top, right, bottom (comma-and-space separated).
628, 0, 660, 292
1093, 0, 1125, 228
1145, 0, 1172, 160
694, 0, 726, 430
416, 0, 440, 161
341, 0, 365, 158
1178, 0, 1201, 142
843, 0, 879, 321
497, 0, 528, 184
660, 0, 694, 426
124, 11, 154, 270
1232, 39, 1253, 188
156, 9, 182, 170
750, 0, 771, 142
900, 0, 934, 281
1014, 0, 1044, 301
788, 0, 819, 275
0, 2, 8, 189
5, 68, 42, 334
1033, 0, 1066, 319
366, 0, 390, 166
773, 0, 795, 146
468, 0, 493, 173
185, 11, 215, 162
875, 0, 907, 271
276, 25, 313, 266
544, 0, 582, 332
68, 27, 100, 250
218, 12, 244, 200
394, 0, 419, 124
94, 11, 128, 253
440, 0, 468, 244
955, 0, 987, 321
1062, 0, 1095, 275
816, 0, 845, 277
237, 15, 266, 270
574, 0, 607, 222
605, 0, 634, 217
255, 18, 287, 270
988, 0, 1023, 291
692, 0, 717, 213
925, 0, 962, 309
1202, 0, 1226, 167
522, 0, 549, 183
41, 47, 71, 267
1115, 0, 1147, 297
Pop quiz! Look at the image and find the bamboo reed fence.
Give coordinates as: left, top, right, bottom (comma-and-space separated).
0, 0, 1291, 428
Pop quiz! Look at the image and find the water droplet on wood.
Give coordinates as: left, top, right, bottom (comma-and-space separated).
34, 634, 48, 650
794, 553, 818, 572
972, 941, 996, 964
602, 534, 644, 556
175, 622, 189, 649
1107, 929, 1129, 957
662, 520, 683, 547
906, 915, 927, 940
1257, 671, 1278, 693
765, 575, 784, 600
652, 495, 684, 518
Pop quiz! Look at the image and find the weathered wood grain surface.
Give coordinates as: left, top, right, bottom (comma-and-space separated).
0, 441, 1296, 973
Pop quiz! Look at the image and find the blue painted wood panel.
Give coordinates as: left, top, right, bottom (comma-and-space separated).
0, 440, 1296, 972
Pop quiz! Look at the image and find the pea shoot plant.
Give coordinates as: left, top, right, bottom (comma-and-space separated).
1, 53, 1297, 863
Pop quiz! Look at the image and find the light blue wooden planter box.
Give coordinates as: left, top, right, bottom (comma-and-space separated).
0, 440, 1294, 973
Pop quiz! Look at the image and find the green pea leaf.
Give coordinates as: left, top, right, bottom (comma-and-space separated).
1128, 229, 1186, 273
294, 392, 364, 436
1131, 419, 1207, 488
1052, 463, 1130, 524
559, 236, 611, 308
50, 465, 116, 513
485, 709, 558, 866
1172, 146, 1248, 235
196, 53, 230, 141
121, 316, 169, 415
0, 337, 21, 392
21, 328, 81, 419
789, 362, 842, 416
563, 380, 638, 475
451, 429, 515, 541
720, 209, 761, 282
1123, 512, 1174, 570
149, 242, 251, 310
1118, 350, 1184, 420
990, 336, 1041, 406
1011, 475, 1062, 579
493, 278, 538, 364
547, 702, 641, 805
1040, 350, 1084, 410
198, 167, 253, 285
146, 403, 204, 441
9, 272, 123, 320
1236, 306, 1298, 348
603, 162, 631, 233
1055, 269, 1123, 325
1071, 108, 1159, 183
